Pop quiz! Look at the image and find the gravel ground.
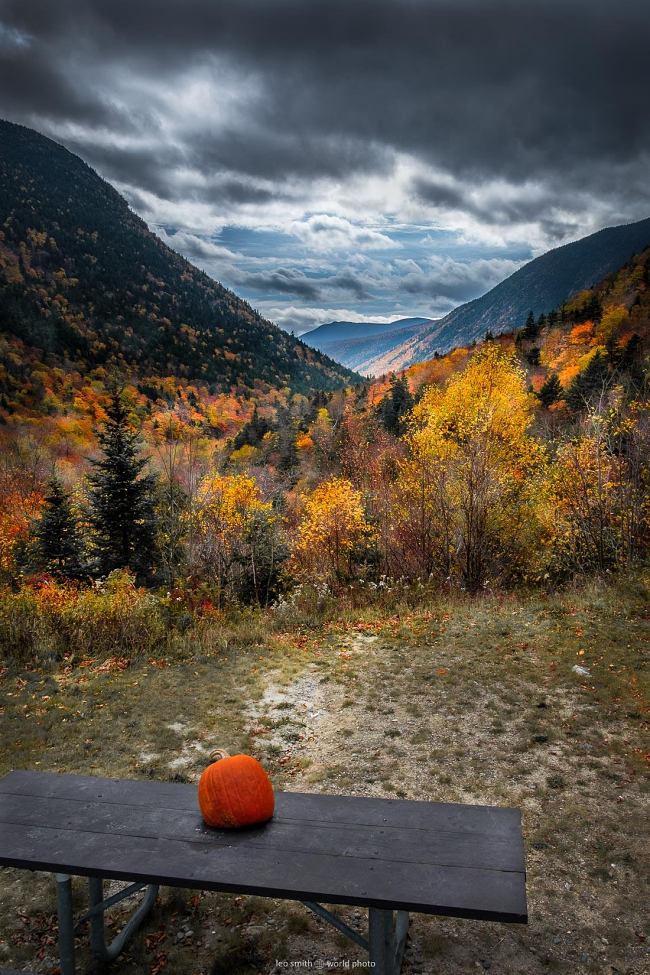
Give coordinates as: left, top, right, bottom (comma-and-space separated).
0, 575, 647, 974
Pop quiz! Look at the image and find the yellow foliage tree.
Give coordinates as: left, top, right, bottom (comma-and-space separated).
194, 473, 273, 600
400, 344, 545, 589
290, 477, 372, 585
548, 402, 650, 571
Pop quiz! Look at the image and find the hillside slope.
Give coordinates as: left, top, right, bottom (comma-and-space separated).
303, 317, 436, 375
0, 120, 358, 396
377, 217, 650, 373
374, 246, 649, 404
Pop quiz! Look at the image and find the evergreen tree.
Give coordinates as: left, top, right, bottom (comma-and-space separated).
377, 375, 414, 436
526, 347, 541, 366
32, 477, 85, 578
565, 352, 610, 411
587, 293, 603, 322
277, 416, 299, 472
232, 406, 271, 449
538, 372, 562, 407
87, 393, 157, 578
619, 333, 642, 372
521, 310, 539, 341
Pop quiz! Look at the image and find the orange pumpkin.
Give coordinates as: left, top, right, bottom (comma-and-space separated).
198, 749, 275, 828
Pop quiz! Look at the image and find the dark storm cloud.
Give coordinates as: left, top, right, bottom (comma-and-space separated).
0, 40, 122, 129
189, 128, 391, 182
398, 257, 520, 303
62, 139, 187, 201
1, 0, 648, 327
237, 268, 374, 302
328, 273, 373, 301
413, 178, 585, 240
239, 268, 323, 301
2, 0, 649, 200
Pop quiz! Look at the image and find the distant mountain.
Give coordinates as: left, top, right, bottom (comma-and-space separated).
303, 317, 436, 375
382, 217, 650, 372
0, 120, 359, 396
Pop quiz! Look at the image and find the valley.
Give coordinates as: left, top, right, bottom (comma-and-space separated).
0, 106, 648, 975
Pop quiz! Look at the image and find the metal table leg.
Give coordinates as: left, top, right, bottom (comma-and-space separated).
394, 910, 410, 972
87, 877, 159, 961
300, 902, 409, 974
368, 908, 410, 975
54, 873, 76, 975
53, 873, 158, 972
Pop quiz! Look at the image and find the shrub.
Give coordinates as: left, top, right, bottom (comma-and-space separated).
0, 570, 166, 667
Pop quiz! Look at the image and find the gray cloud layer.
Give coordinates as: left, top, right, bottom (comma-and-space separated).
1, 0, 648, 328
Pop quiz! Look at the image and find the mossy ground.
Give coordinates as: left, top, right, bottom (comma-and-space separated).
0, 573, 648, 974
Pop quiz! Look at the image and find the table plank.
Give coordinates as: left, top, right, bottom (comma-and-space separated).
0, 771, 527, 923
0, 771, 522, 835
0, 793, 524, 873
0, 821, 526, 921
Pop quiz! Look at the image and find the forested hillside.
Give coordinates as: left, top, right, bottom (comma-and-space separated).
386, 245, 650, 401
0, 120, 358, 401
375, 217, 650, 372
1, 241, 647, 611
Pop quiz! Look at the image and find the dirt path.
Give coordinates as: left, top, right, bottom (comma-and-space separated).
246, 600, 648, 975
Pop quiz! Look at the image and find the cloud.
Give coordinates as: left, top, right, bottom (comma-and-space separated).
397, 255, 522, 302
237, 268, 322, 301
0, 22, 31, 49
1, 0, 648, 329
155, 227, 240, 261
234, 266, 375, 302
290, 215, 395, 252
262, 304, 399, 335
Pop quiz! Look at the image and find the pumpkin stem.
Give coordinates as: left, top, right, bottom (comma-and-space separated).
209, 748, 230, 762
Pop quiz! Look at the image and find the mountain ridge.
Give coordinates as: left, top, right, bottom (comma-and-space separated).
303, 316, 437, 375
377, 216, 650, 373
0, 119, 360, 397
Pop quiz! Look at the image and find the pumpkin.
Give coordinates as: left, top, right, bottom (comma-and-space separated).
198, 748, 275, 828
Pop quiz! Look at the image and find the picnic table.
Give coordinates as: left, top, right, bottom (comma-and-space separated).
0, 770, 527, 974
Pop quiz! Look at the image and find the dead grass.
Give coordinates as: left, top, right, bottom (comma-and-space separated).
0, 572, 648, 974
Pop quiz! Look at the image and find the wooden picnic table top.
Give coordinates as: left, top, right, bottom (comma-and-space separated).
0, 770, 527, 923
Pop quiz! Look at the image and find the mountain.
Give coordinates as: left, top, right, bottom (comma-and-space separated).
302, 317, 437, 375
0, 120, 359, 397
391, 244, 650, 404
381, 217, 650, 372
305, 317, 434, 345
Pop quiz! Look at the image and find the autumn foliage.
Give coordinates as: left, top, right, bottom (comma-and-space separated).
289, 478, 372, 584
0, 247, 648, 665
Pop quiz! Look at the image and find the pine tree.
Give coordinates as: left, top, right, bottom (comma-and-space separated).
87, 393, 157, 578
377, 375, 414, 436
526, 347, 541, 366
32, 477, 85, 578
565, 352, 610, 411
232, 405, 271, 449
277, 417, 299, 472
521, 310, 539, 340
538, 373, 562, 407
